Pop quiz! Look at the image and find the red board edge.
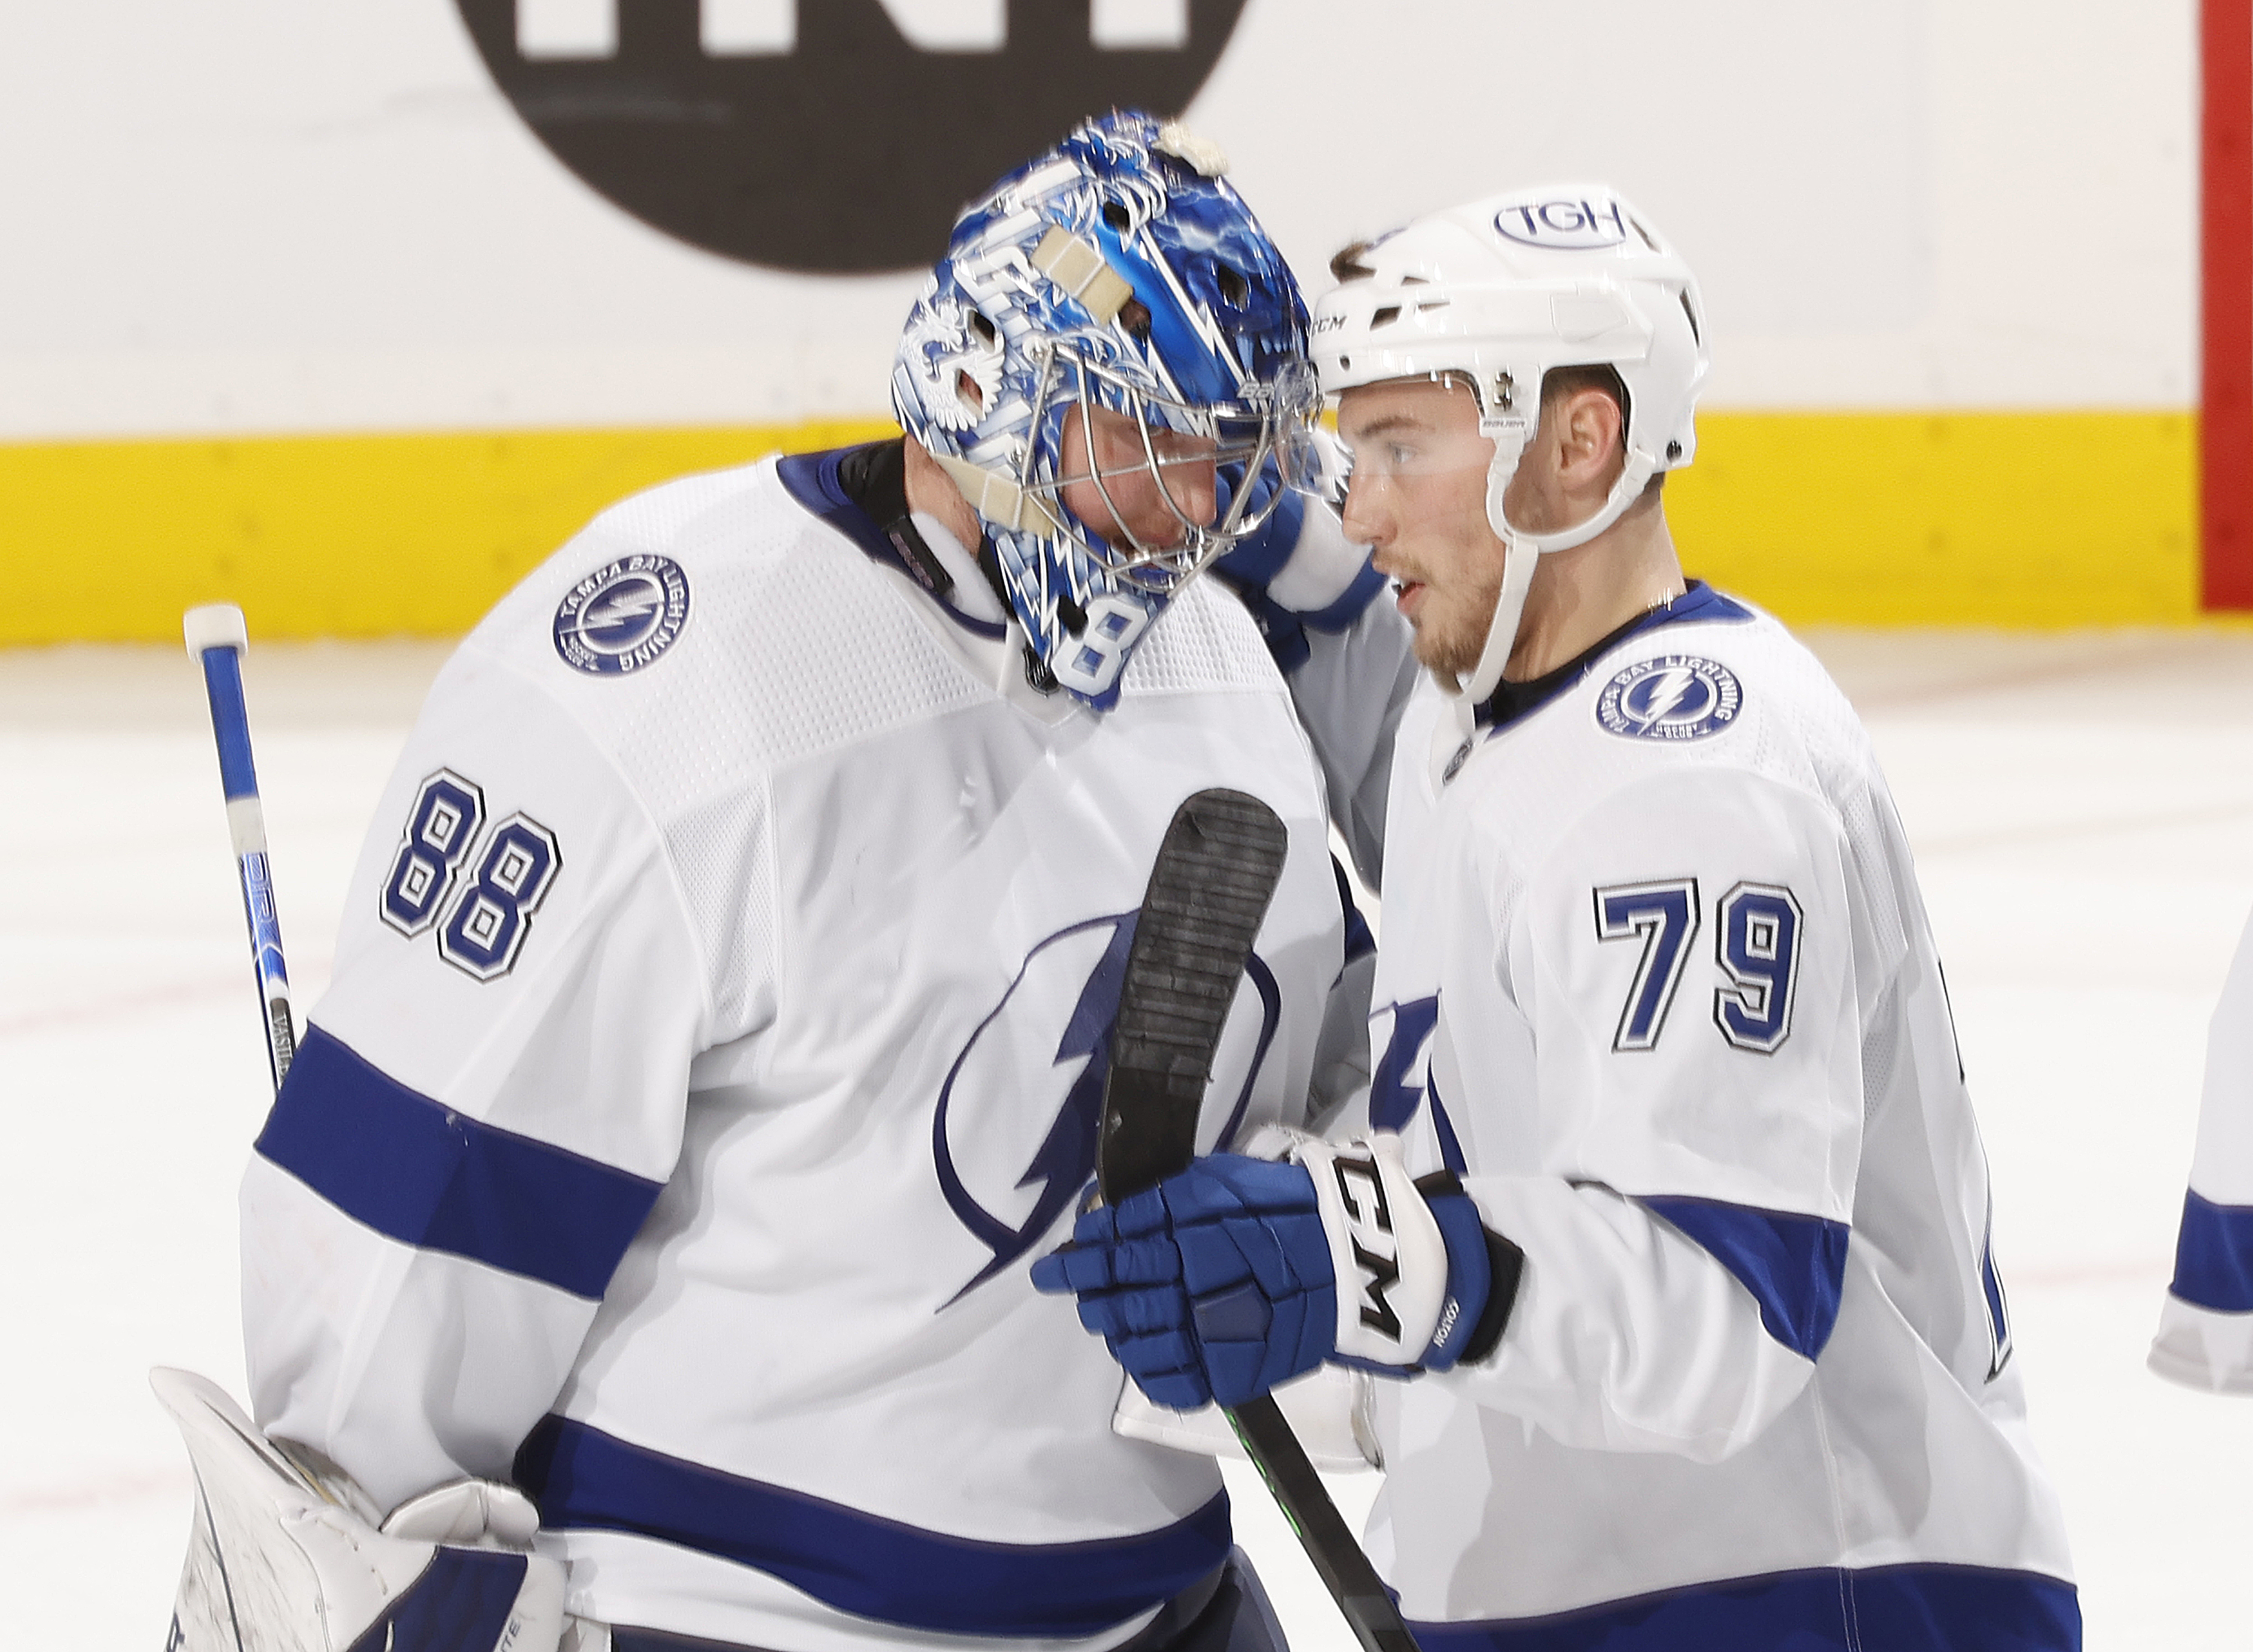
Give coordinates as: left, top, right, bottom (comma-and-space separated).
2205, 0, 2253, 608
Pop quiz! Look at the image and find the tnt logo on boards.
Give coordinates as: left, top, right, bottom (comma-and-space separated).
456, 0, 1251, 273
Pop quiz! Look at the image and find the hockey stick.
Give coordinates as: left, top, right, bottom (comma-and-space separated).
184, 603, 297, 1094
1100, 789, 1419, 1652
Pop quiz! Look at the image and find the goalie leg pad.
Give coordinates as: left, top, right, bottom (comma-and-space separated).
152, 1367, 565, 1652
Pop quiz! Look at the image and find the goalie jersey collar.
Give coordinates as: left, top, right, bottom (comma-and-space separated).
1477, 580, 1751, 734
778, 444, 1011, 642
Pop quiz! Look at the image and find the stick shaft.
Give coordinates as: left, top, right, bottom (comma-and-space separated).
1227, 1397, 1417, 1652
1097, 790, 1419, 1652
186, 606, 296, 1094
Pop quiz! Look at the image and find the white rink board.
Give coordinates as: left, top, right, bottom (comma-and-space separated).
0, 0, 2197, 441
7, 629, 2253, 1647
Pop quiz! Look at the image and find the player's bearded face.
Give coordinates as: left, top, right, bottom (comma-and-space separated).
1338, 381, 1508, 680
1058, 403, 1220, 552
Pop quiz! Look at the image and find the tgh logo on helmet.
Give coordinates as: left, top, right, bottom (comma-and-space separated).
454, 0, 1253, 273
1492, 194, 1632, 252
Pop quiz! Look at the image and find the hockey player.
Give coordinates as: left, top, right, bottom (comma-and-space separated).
1036, 185, 2083, 1648
2151, 907, 2253, 1390
169, 113, 1419, 1652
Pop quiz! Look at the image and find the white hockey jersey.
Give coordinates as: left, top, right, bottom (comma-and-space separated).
2150, 904, 2253, 1391
240, 448, 1398, 1651
1358, 586, 2079, 1648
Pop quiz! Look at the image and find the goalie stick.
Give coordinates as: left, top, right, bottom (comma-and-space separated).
1099, 788, 1420, 1652
184, 603, 296, 1094
164, 612, 562, 1652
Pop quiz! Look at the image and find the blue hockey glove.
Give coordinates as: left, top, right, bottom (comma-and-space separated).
1032, 1154, 1337, 1410
1033, 1137, 1505, 1409
1209, 439, 1386, 671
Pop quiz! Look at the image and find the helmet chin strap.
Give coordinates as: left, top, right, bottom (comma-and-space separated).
1432, 437, 1663, 756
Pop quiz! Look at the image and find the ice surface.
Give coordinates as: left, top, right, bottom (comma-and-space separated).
5, 628, 2250, 1649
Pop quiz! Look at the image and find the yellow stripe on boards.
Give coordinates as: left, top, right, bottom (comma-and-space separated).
1669, 410, 2200, 626
0, 409, 2202, 644
0, 420, 897, 647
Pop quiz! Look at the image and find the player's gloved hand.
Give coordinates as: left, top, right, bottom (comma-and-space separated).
1033, 1153, 1334, 1409
1033, 1136, 1501, 1409
1208, 436, 1386, 669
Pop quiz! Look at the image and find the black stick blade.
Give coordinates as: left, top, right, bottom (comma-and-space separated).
1098, 789, 1289, 1202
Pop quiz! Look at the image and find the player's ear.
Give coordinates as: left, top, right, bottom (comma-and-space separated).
1558, 386, 1626, 487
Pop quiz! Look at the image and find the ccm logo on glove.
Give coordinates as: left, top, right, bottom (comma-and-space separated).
1326, 1150, 1410, 1339
1301, 1135, 1456, 1367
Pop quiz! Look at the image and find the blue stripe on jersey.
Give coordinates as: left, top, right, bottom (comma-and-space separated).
1202, 487, 1303, 588
2168, 1189, 2253, 1311
1638, 1196, 1848, 1361
1210, 488, 1386, 635
1300, 559, 1390, 632
1405, 1563, 2080, 1651
1214, 578, 1311, 674
255, 1026, 664, 1300
514, 1415, 1233, 1638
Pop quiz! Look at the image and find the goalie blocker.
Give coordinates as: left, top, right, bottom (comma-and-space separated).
152, 1367, 564, 1652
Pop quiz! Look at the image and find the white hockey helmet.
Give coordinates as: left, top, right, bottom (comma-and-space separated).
1311, 185, 1709, 704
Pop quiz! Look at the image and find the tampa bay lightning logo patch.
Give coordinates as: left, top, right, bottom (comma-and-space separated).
553, 555, 690, 676
1596, 654, 1742, 742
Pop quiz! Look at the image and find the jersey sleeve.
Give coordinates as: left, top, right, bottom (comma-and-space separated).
242, 641, 718, 1512
1205, 472, 1415, 887
1436, 764, 1865, 1461
1283, 595, 1419, 889
2151, 903, 2253, 1392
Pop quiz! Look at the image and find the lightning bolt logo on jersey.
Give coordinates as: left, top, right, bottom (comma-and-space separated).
1368, 996, 1438, 1135
932, 912, 1280, 1302
1367, 996, 1471, 1175
1595, 653, 1741, 742
552, 554, 691, 675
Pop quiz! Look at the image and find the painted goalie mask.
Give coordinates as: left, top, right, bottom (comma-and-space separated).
891, 110, 1317, 710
